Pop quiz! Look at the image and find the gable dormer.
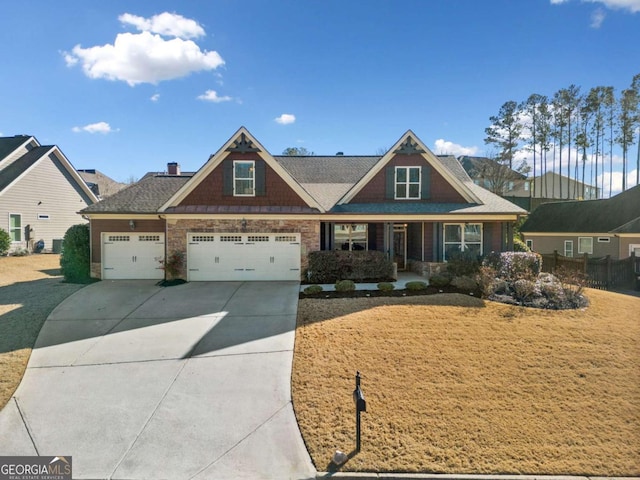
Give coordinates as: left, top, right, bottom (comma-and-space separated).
339, 131, 481, 205
161, 127, 323, 212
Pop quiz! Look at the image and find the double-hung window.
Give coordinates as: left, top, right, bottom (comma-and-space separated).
578, 237, 593, 255
564, 240, 574, 257
234, 161, 255, 196
9, 214, 21, 242
443, 223, 482, 261
395, 167, 420, 199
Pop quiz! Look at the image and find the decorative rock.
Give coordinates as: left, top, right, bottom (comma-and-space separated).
332, 450, 348, 466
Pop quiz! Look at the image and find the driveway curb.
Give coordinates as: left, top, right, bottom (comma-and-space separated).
316, 474, 640, 480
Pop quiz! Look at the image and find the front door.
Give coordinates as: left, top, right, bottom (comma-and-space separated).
393, 225, 407, 271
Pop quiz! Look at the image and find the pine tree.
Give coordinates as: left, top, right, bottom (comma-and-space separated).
484, 101, 523, 170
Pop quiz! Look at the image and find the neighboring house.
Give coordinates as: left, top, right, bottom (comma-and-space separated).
0, 135, 98, 253
520, 185, 640, 259
77, 169, 127, 199
81, 127, 526, 280
508, 171, 599, 200
458, 156, 526, 195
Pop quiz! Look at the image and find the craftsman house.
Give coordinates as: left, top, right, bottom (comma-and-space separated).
81, 127, 526, 280
0, 135, 97, 253
520, 185, 640, 259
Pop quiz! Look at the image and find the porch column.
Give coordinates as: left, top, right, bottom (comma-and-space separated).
421, 222, 425, 262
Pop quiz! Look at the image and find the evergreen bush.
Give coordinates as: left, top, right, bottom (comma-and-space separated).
60, 224, 91, 282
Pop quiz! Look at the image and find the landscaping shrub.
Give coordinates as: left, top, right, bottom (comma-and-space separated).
12, 247, 29, 256
335, 279, 356, 292
307, 250, 393, 283
405, 281, 427, 291
450, 275, 478, 292
60, 224, 90, 282
161, 250, 185, 279
0, 228, 10, 256
429, 273, 451, 288
513, 237, 531, 252
483, 251, 542, 282
512, 279, 540, 302
554, 266, 589, 309
446, 250, 482, 277
303, 284, 323, 295
377, 282, 395, 291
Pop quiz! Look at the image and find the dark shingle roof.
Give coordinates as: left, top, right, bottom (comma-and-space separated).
275, 156, 379, 183
81, 175, 191, 213
521, 185, 640, 233
0, 146, 49, 192
458, 155, 525, 180
0, 135, 31, 162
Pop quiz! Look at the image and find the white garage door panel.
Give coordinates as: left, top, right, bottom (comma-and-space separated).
103, 233, 165, 280
187, 233, 300, 281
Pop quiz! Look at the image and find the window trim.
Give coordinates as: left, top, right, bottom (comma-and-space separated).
334, 223, 368, 251
526, 239, 533, 250
597, 237, 610, 243
564, 240, 574, 257
233, 160, 255, 197
443, 223, 483, 261
578, 237, 593, 255
9, 213, 22, 243
394, 166, 421, 200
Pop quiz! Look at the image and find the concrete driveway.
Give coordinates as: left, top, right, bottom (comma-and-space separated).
0, 280, 314, 480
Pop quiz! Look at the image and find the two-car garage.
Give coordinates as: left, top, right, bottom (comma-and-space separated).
101, 232, 301, 281
187, 233, 301, 281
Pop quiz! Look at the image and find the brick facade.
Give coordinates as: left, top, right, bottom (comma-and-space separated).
166, 218, 320, 279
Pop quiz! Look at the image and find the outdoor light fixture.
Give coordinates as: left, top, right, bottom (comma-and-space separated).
129, 220, 135, 230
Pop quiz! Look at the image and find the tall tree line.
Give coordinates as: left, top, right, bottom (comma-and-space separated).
484, 73, 640, 199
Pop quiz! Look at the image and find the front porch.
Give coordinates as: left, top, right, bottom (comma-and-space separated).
320, 221, 514, 270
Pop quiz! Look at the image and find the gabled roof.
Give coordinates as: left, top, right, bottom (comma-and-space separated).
521, 185, 640, 233
339, 130, 482, 205
77, 169, 127, 198
160, 127, 324, 212
0, 145, 98, 203
82, 175, 191, 213
84, 128, 527, 217
0, 135, 34, 162
458, 155, 526, 180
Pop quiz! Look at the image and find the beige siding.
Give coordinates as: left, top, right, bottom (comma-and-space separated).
0, 152, 93, 251
619, 237, 640, 258
524, 234, 621, 258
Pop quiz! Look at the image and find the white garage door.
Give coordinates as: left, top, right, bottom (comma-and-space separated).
102, 233, 165, 280
187, 233, 301, 281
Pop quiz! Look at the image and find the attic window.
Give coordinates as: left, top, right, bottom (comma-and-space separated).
234, 161, 255, 196
395, 167, 421, 199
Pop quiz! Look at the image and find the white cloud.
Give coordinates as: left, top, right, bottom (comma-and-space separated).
433, 139, 479, 156
551, 0, 640, 12
591, 8, 607, 27
586, 0, 640, 12
197, 89, 232, 103
119, 12, 205, 39
275, 114, 296, 125
64, 12, 224, 86
72, 122, 115, 134
597, 169, 638, 196
150, 93, 160, 102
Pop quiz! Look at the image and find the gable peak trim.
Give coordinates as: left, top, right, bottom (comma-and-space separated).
225, 132, 261, 153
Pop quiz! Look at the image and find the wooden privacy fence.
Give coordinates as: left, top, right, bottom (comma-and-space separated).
541, 251, 640, 290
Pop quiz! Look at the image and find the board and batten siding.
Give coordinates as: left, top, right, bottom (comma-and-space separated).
0, 152, 94, 251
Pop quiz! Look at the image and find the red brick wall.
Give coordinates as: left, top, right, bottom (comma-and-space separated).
352, 154, 466, 203
179, 152, 307, 207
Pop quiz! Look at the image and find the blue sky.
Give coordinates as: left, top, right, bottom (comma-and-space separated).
1, 0, 639, 194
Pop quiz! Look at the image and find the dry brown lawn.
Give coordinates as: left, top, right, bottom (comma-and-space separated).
0, 255, 84, 409
292, 290, 640, 475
